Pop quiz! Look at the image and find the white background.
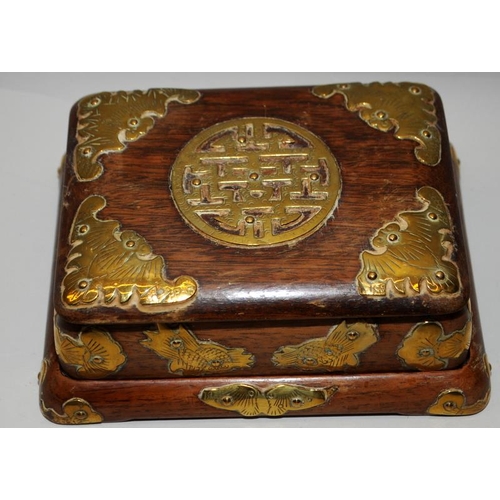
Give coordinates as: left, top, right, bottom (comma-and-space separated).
0, 72, 498, 428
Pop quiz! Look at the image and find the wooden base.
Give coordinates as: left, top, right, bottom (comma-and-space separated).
39, 311, 491, 424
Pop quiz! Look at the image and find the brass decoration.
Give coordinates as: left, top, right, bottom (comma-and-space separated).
397, 309, 472, 370
427, 389, 491, 416
54, 316, 127, 379
170, 117, 341, 248
312, 82, 441, 166
74, 88, 201, 181
357, 186, 460, 297
141, 324, 254, 375
38, 358, 49, 385
62, 195, 197, 309
199, 383, 337, 416
40, 397, 103, 424
272, 321, 378, 371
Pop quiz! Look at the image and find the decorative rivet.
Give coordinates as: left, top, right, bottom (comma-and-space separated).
128, 118, 139, 127
376, 110, 388, 119
419, 348, 433, 357
422, 129, 432, 139
78, 281, 88, 289
444, 401, 457, 411
339, 84, 350, 89
126, 240, 135, 248
221, 395, 233, 406
192, 178, 202, 186
78, 225, 89, 234
367, 271, 377, 280
249, 172, 259, 180
435, 270, 445, 280
238, 136, 246, 143
409, 86, 421, 95
74, 410, 88, 420
388, 233, 398, 242
170, 338, 183, 348
245, 216, 255, 224
310, 173, 319, 181
81, 147, 92, 157
89, 97, 101, 107
428, 212, 438, 220
291, 397, 304, 407
92, 355, 104, 364
347, 331, 359, 340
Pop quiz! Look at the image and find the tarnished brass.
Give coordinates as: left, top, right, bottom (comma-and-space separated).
272, 321, 378, 371
312, 82, 441, 166
357, 186, 461, 296
397, 308, 472, 370
199, 383, 337, 416
54, 315, 127, 378
427, 389, 491, 416
40, 397, 103, 424
74, 88, 201, 181
141, 324, 254, 375
62, 196, 197, 309
170, 117, 341, 247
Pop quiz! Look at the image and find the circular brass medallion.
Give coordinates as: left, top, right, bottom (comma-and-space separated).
170, 117, 341, 248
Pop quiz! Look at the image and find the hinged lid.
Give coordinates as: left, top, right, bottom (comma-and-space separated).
54, 83, 470, 325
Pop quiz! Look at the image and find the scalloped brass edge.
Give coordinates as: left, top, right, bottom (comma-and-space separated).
427, 388, 491, 416
312, 82, 441, 166
271, 321, 378, 371
199, 383, 338, 416
357, 186, 461, 297
62, 195, 197, 310
141, 324, 255, 375
40, 397, 104, 424
396, 303, 472, 370
54, 313, 127, 379
74, 88, 201, 181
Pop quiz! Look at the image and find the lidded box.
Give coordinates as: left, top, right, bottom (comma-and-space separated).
39, 83, 490, 424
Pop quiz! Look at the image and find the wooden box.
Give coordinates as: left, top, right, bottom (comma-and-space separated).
39, 82, 491, 424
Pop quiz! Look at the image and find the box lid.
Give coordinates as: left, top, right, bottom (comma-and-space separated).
53, 83, 470, 325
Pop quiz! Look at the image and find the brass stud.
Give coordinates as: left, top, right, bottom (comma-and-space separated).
428, 212, 438, 221
409, 86, 421, 95
419, 348, 433, 357
435, 270, 445, 280
249, 172, 259, 180
89, 97, 101, 106
78, 225, 89, 234
245, 216, 255, 224
291, 397, 304, 407
192, 178, 201, 186
422, 129, 432, 139
339, 84, 350, 89
170, 338, 183, 348
310, 173, 319, 181
78, 281, 88, 289
376, 110, 388, 119
92, 356, 104, 364
238, 136, 246, 143
81, 147, 92, 157
74, 410, 88, 420
347, 331, 359, 340
126, 240, 135, 248
443, 401, 457, 411
128, 118, 139, 127
367, 271, 377, 280
388, 233, 398, 242
221, 395, 233, 406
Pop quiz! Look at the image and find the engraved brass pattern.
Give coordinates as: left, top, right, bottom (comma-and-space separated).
357, 186, 460, 297
272, 321, 378, 371
62, 195, 197, 309
170, 117, 341, 247
141, 324, 255, 375
427, 389, 491, 416
40, 397, 103, 424
397, 308, 472, 370
312, 82, 441, 166
74, 88, 201, 181
54, 315, 127, 379
37, 358, 49, 385
199, 383, 337, 416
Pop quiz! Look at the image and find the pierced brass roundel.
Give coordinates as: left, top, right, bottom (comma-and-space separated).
170, 117, 341, 247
